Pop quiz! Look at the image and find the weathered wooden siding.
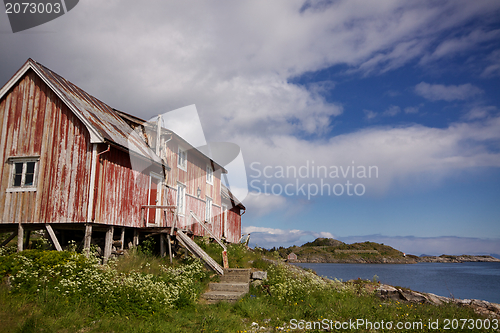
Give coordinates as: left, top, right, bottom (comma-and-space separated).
93, 147, 155, 227
0, 70, 91, 223
226, 207, 241, 243
165, 139, 222, 206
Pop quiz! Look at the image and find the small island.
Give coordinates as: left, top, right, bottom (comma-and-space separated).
268, 238, 500, 264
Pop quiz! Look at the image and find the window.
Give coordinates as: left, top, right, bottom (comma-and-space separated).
177, 147, 187, 171
7, 157, 39, 192
206, 164, 213, 184
205, 196, 212, 223
177, 183, 186, 215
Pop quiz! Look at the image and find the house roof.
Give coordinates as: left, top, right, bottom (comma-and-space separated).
0, 58, 163, 165
221, 184, 245, 209
113, 108, 228, 174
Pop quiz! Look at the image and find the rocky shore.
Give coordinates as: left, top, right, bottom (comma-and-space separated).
277, 258, 500, 319
377, 284, 500, 319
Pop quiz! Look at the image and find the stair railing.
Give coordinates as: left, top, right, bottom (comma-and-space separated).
189, 210, 229, 268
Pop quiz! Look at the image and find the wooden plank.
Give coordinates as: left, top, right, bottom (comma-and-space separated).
160, 233, 165, 257
0, 231, 17, 247
83, 224, 92, 257
24, 230, 31, 249
103, 226, 114, 264
133, 229, 139, 246
167, 234, 173, 264
176, 229, 223, 275
190, 211, 227, 251
45, 224, 62, 251
120, 227, 125, 251
17, 223, 23, 252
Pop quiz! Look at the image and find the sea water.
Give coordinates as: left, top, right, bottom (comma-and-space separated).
293, 262, 500, 304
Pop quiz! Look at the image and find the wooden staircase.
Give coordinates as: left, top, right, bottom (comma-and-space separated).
176, 229, 224, 275
201, 268, 251, 303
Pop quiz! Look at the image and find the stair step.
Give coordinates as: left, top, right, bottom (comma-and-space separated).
201, 291, 246, 303
209, 282, 249, 293
220, 268, 251, 283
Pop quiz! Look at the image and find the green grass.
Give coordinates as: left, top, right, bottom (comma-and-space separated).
0, 242, 496, 332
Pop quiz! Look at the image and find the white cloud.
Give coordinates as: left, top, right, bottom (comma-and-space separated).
242, 192, 288, 216
463, 106, 497, 120
404, 106, 419, 114
243, 226, 334, 249
2, 0, 498, 139
414, 82, 483, 101
239, 116, 500, 197
481, 49, 500, 77
364, 109, 377, 120
421, 29, 500, 63
383, 105, 401, 116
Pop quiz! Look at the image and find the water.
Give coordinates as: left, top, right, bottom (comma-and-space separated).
293, 262, 500, 304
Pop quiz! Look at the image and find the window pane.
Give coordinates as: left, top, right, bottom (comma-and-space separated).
13, 163, 23, 187
26, 162, 35, 174
14, 163, 23, 174
25, 162, 35, 186
13, 174, 22, 187
25, 174, 34, 186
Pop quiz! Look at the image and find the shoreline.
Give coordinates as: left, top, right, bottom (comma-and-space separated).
276, 259, 500, 319
289, 254, 500, 264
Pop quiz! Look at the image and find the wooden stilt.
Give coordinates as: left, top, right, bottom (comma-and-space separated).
1, 231, 18, 247
120, 228, 125, 251
160, 234, 165, 257
45, 224, 62, 251
133, 229, 139, 246
83, 224, 92, 257
24, 230, 31, 250
167, 234, 173, 264
17, 223, 23, 252
103, 226, 114, 265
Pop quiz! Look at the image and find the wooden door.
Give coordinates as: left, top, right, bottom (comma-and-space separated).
147, 173, 162, 225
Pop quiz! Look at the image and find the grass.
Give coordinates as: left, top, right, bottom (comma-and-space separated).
0, 241, 497, 332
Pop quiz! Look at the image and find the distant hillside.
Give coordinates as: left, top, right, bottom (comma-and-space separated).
270, 238, 416, 264
269, 238, 500, 264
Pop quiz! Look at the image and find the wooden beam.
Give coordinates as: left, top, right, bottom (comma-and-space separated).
120, 228, 125, 251
1, 231, 17, 247
83, 224, 92, 257
133, 229, 139, 246
17, 224, 24, 252
45, 224, 62, 251
167, 234, 173, 264
24, 230, 31, 250
160, 234, 165, 257
103, 226, 114, 265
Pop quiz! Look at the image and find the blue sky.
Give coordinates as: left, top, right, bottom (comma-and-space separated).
1, 0, 500, 255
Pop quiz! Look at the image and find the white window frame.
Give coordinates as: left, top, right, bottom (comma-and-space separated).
222, 203, 228, 237
177, 146, 187, 171
205, 196, 213, 223
206, 164, 213, 185
177, 182, 186, 215
7, 156, 39, 192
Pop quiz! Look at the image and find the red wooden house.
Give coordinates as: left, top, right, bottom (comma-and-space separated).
0, 59, 245, 264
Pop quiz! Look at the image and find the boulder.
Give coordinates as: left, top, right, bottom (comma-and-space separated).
399, 290, 427, 304
423, 293, 443, 306
376, 284, 402, 301
252, 271, 267, 280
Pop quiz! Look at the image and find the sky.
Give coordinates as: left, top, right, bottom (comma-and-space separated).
1, 0, 500, 256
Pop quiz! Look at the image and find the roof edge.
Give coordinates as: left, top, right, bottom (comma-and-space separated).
0, 59, 104, 144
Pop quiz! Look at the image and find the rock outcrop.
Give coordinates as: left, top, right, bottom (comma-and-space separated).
376, 284, 500, 319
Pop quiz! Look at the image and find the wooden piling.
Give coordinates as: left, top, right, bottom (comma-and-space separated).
83, 224, 92, 257
103, 226, 114, 264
